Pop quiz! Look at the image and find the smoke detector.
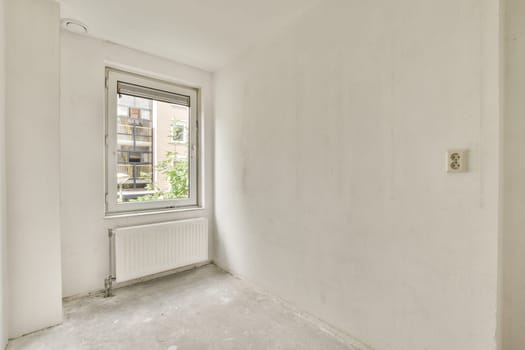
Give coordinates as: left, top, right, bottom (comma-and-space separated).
61, 18, 88, 34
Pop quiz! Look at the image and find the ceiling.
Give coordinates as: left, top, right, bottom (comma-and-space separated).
58, 0, 319, 72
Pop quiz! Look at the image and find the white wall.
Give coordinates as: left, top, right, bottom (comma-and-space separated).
0, 0, 6, 346
60, 32, 214, 297
214, 1, 501, 349
5, 0, 63, 338
503, 0, 525, 349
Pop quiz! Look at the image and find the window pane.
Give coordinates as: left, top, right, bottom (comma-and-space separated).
135, 97, 152, 110
117, 105, 129, 117
118, 94, 134, 106
116, 93, 190, 203
141, 109, 151, 120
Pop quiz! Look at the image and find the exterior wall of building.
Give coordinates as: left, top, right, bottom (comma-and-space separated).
155, 102, 189, 194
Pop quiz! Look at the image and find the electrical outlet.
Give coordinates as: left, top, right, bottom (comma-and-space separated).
446, 150, 468, 173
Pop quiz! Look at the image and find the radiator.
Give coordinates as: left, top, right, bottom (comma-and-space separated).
110, 218, 208, 283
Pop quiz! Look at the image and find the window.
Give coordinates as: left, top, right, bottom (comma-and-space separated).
172, 122, 186, 143
105, 68, 199, 213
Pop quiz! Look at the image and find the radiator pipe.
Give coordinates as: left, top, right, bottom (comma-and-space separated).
105, 228, 116, 297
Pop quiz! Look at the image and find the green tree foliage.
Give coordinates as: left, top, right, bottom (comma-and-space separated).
132, 151, 188, 202
157, 151, 189, 198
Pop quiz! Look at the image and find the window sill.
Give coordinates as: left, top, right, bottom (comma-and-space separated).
104, 205, 205, 219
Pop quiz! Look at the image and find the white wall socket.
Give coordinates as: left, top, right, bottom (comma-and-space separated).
446, 149, 468, 173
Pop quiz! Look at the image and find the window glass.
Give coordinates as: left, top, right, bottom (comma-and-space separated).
116, 94, 190, 203
106, 68, 198, 213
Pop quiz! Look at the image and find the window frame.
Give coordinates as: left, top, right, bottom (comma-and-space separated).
105, 68, 199, 214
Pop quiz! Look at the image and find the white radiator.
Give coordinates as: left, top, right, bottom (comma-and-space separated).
111, 218, 208, 283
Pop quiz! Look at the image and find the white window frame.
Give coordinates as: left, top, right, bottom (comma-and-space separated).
105, 68, 199, 214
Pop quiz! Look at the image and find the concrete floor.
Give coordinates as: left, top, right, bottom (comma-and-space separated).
8, 265, 354, 350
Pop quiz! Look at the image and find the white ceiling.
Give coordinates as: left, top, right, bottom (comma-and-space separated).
58, 0, 319, 71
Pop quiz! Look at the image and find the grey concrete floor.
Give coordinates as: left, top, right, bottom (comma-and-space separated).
8, 265, 352, 350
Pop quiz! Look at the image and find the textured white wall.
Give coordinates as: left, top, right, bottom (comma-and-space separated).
214, 0, 501, 349
503, 0, 525, 349
0, 0, 6, 346
5, 0, 63, 338
60, 32, 214, 298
